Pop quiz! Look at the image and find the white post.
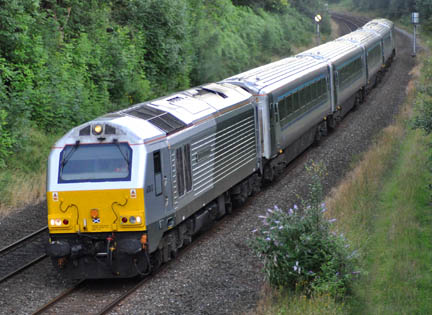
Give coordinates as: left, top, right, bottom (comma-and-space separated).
412, 12, 419, 57
314, 14, 322, 46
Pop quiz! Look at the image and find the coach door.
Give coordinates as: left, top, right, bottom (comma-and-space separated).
270, 100, 281, 154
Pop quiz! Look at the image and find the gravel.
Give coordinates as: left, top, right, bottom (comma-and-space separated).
0, 21, 416, 315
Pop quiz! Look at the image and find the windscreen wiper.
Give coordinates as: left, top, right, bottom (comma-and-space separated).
113, 139, 130, 169
61, 140, 80, 168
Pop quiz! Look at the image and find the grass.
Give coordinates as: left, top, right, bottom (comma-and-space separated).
0, 129, 59, 217
251, 286, 346, 315
350, 130, 432, 314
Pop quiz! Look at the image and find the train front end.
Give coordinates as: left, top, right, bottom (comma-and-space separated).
46, 117, 155, 279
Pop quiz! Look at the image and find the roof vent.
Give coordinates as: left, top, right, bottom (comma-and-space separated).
125, 105, 187, 135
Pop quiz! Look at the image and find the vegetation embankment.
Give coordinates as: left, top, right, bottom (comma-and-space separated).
251, 3, 432, 314
0, 0, 332, 213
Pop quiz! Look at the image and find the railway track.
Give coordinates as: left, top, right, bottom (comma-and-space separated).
0, 226, 48, 284
31, 215, 231, 315
331, 12, 367, 34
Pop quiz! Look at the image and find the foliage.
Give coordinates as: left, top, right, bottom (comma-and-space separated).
251, 163, 359, 299
413, 58, 432, 134
0, 109, 14, 168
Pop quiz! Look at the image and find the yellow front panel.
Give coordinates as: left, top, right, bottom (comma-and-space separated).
47, 188, 146, 233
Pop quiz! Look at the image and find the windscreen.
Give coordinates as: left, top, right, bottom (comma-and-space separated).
59, 143, 132, 183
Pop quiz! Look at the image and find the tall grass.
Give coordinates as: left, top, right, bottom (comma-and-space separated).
349, 130, 432, 314
0, 129, 58, 217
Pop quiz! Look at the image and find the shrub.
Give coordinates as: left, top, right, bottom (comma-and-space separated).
0, 109, 14, 168
251, 163, 359, 299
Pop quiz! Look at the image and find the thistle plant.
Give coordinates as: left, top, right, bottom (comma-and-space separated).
251, 162, 360, 298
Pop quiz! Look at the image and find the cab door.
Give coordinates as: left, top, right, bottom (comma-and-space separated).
151, 149, 169, 213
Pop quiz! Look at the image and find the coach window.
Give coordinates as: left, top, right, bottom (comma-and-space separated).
286, 94, 293, 115
154, 151, 163, 196
292, 92, 299, 112
280, 98, 287, 120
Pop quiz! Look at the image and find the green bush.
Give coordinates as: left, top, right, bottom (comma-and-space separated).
0, 109, 14, 168
251, 164, 359, 298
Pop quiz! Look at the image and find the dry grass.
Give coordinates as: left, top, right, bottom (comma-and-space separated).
246, 285, 345, 315
0, 171, 46, 217
0, 128, 55, 218
0, 171, 46, 216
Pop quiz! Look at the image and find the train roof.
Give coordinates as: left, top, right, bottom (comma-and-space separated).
297, 39, 363, 66
54, 82, 253, 147
363, 19, 393, 37
223, 56, 328, 95
336, 28, 381, 48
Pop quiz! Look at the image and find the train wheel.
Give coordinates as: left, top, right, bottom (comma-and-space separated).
150, 249, 162, 271
327, 115, 337, 130
263, 163, 274, 185
224, 192, 233, 215
314, 125, 322, 145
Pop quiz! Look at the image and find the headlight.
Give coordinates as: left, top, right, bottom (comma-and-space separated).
93, 124, 103, 135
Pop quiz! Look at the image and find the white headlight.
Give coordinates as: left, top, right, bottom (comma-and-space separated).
136, 216, 141, 224
55, 219, 62, 226
129, 216, 136, 224
50, 219, 55, 226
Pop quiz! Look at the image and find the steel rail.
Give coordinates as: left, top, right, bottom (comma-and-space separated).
31, 279, 86, 315
0, 254, 47, 284
0, 226, 48, 255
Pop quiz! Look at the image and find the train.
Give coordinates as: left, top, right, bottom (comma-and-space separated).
45, 18, 396, 279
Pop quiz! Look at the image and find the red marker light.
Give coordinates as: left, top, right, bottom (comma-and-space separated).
121, 217, 128, 223
63, 219, 69, 225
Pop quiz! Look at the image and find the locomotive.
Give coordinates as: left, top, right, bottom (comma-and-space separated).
46, 18, 396, 279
